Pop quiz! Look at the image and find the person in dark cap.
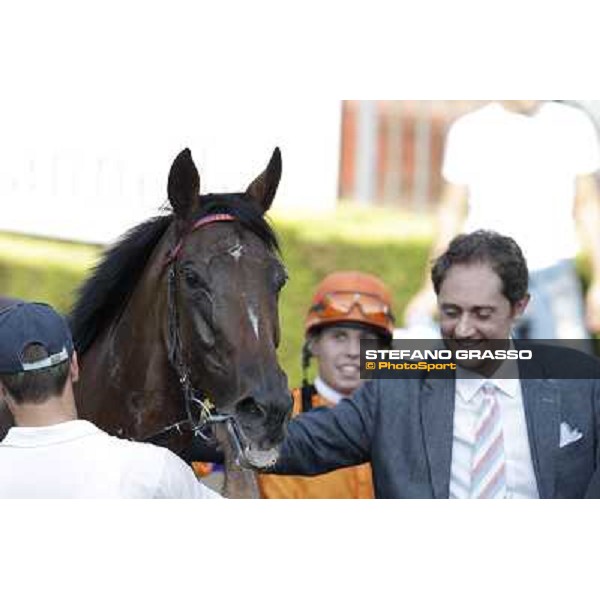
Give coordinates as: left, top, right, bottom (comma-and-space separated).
0, 301, 221, 499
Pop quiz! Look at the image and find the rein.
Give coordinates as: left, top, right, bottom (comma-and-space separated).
141, 213, 238, 445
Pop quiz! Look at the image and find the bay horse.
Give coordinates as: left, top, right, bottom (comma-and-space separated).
1, 148, 292, 496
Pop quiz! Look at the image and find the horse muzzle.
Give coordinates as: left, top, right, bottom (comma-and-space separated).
229, 386, 292, 468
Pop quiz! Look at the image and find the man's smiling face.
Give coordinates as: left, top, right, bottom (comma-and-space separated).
437, 262, 529, 371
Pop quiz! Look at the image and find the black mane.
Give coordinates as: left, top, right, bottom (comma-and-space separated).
69, 195, 279, 355
69, 215, 172, 355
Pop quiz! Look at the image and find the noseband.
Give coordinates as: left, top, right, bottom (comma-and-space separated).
141, 213, 243, 454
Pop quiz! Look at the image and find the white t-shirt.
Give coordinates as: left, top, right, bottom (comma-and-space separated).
0, 420, 221, 499
443, 102, 600, 270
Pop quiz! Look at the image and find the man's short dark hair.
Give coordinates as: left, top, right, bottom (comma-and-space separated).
0, 344, 70, 404
431, 230, 529, 305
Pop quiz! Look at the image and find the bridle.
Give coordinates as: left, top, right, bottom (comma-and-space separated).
140, 212, 245, 457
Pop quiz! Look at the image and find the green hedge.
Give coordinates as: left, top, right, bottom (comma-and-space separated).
3, 207, 592, 385
0, 207, 432, 386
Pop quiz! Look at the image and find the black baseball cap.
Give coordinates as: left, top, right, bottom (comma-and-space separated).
0, 302, 74, 374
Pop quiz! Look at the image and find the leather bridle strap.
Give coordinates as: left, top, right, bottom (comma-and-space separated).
143, 213, 238, 445
163, 213, 236, 266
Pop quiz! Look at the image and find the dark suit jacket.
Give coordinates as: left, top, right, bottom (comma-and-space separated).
274, 344, 600, 498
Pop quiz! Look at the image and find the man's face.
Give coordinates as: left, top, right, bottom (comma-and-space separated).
310, 325, 380, 397
437, 262, 529, 372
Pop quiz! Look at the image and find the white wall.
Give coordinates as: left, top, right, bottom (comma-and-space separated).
0, 99, 341, 244
2, 4, 346, 245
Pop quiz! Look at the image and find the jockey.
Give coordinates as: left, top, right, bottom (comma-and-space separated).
257, 271, 395, 498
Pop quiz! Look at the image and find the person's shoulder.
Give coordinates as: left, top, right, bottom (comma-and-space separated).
110, 437, 220, 497
445, 104, 501, 149
517, 340, 600, 378
103, 433, 172, 471
542, 101, 595, 128
152, 444, 222, 499
450, 103, 497, 129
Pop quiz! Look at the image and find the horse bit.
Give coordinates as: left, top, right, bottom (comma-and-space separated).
140, 212, 245, 458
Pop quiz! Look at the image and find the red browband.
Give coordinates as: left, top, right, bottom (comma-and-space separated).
164, 213, 236, 266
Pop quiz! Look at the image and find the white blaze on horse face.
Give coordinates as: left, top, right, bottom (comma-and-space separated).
229, 243, 243, 262
247, 304, 260, 340
231, 243, 258, 338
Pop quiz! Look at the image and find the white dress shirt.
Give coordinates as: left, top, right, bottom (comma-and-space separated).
450, 366, 539, 499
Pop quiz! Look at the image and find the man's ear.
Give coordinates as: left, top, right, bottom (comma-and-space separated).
511, 294, 531, 319
70, 352, 80, 384
0, 383, 16, 411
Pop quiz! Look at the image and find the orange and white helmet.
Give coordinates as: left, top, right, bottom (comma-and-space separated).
305, 271, 395, 340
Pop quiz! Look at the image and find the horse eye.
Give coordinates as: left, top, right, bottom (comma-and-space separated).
183, 269, 202, 289
274, 268, 288, 292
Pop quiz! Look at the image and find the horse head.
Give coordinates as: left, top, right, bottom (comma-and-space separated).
163, 148, 291, 467
71, 148, 292, 471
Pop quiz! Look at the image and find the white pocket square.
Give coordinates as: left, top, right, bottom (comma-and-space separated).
559, 422, 583, 448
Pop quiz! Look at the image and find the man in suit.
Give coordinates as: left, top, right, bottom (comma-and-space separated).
269, 230, 600, 498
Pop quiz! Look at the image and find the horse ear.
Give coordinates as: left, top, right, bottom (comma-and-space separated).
245, 147, 282, 213
168, 148, 201, 220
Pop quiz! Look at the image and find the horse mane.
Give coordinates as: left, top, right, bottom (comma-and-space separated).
69, 215, 172, 355
69, 194, 279, 356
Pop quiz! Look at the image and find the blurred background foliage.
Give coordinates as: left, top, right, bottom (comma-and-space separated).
0, 205, 432, 385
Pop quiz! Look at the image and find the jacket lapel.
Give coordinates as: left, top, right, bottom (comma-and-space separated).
520, 377, 560, 499
420, 376, 456, 498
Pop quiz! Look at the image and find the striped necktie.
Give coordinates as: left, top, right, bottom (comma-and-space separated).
470, 383, 507, 499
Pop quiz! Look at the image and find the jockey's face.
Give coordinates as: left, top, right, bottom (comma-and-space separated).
310, 326, 380, 397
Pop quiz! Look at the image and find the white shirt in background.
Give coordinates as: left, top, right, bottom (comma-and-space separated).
443, 101, 600, 271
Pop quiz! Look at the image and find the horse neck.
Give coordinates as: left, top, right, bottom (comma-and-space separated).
110, 225, 176, 390
77, 224, 180, 421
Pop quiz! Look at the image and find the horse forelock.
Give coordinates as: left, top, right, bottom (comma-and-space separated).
195, 194, 280, 255
69, 194, 279, 357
